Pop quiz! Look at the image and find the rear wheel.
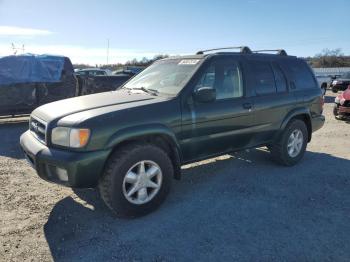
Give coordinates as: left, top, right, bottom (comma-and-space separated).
332, 87, 338, 93
98, 143, 173, 217
270, 119, 308, 166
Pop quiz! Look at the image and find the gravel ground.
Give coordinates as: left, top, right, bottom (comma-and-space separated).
0, 90, 349, 262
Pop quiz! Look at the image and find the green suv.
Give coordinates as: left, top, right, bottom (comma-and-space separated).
20, 47, 325, 217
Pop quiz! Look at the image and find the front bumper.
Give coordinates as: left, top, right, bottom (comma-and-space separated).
20, 131, 110, 188
311, 115, 325, 133
338, 105, 350, 114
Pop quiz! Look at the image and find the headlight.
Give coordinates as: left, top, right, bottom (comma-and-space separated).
51, 127, 90, 148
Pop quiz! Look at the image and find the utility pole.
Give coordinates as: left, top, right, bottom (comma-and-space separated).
11, 43, 25, 55
107, 38, 110, 65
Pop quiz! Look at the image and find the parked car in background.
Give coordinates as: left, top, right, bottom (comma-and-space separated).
79, 74, 132, 95
315, 74, 343, 95
333, 85, 350, 119
315, 75, 328, 95
0, 54, 78, 117
113, 69, 136, 77
330, 72, 350, 93
20, 46, 325, 217
113, 66, 145, 76
74, 68, 112, 76
75, 67, 134, 95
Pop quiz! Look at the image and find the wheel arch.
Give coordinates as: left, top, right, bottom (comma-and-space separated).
279, 108, 312, 142
105, 124, 182, 180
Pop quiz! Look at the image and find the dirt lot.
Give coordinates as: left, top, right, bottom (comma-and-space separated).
0, 90, 349, 261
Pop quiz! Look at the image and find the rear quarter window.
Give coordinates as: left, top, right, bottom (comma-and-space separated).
281, 59, 317, 89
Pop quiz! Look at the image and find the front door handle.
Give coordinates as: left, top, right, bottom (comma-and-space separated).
243, 103, 252, 110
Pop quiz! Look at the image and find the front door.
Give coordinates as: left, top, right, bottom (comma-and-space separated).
180, 56, 255, 162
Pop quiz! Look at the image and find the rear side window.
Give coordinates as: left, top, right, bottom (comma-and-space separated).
272, 63, 287, 93
281, 59, 317, 89
249, 61, 276, 95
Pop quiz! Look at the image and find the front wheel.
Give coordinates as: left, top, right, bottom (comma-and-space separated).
270, 119, 308, 166
98, 143, 173, 217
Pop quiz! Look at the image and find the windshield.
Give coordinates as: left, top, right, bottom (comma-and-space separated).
124, 58, 202, 96
341, 72, 350, 79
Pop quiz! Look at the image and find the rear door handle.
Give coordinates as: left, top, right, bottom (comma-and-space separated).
243, 103, 252, 110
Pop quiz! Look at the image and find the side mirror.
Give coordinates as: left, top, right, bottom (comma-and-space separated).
193, 87, 216, 103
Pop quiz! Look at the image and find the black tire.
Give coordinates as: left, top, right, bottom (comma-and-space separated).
333, 104, 339, 117
321, 83, 327, 95
270, 119, 308, 166
80, 88, 90, 96
332, 87, 338, 93
333, 104, 346, 120
98, 143, 173, 217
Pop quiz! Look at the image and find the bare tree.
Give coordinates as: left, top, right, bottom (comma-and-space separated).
308, 48, 350, 68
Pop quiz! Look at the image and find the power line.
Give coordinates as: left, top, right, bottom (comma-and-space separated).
11, 43, 25, 55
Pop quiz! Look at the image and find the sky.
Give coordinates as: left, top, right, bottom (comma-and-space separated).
0, 0, 349, 65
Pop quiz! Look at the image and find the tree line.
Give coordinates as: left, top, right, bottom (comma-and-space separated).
305, 48, 350, 68
74, 54, 169, 71
74, 49, 350, 69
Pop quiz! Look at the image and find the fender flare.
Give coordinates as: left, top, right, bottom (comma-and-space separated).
276, 107, 312, 142
105, 124, 182, 179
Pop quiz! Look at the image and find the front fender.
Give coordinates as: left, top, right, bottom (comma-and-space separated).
106, 123, 181, 153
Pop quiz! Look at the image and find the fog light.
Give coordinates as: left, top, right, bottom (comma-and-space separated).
55, 167, 68, 182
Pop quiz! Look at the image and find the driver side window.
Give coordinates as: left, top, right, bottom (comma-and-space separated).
196, 65, 215, 89
195, 61, 243, 100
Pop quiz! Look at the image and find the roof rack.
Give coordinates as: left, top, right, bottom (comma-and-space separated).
196, 46, 252, 55
253, 49, 288, 56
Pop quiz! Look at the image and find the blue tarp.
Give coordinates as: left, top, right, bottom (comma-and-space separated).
0, 54, 65, 85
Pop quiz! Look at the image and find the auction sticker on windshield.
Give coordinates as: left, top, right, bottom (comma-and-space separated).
178, 59, 200, 65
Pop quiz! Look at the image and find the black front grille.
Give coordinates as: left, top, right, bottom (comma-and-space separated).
29, 116, 47, 144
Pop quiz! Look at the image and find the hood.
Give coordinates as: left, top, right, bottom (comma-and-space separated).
32, 89, 160, 123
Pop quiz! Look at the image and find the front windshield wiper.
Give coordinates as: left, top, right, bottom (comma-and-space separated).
129, 87, 159, 96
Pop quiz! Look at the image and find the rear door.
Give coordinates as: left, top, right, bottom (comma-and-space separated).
279, 59, 322, 116
180, 56, 255, 162
245, 58, 296, 144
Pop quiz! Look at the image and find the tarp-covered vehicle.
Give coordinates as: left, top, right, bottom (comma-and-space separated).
0, 54, 78, 116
